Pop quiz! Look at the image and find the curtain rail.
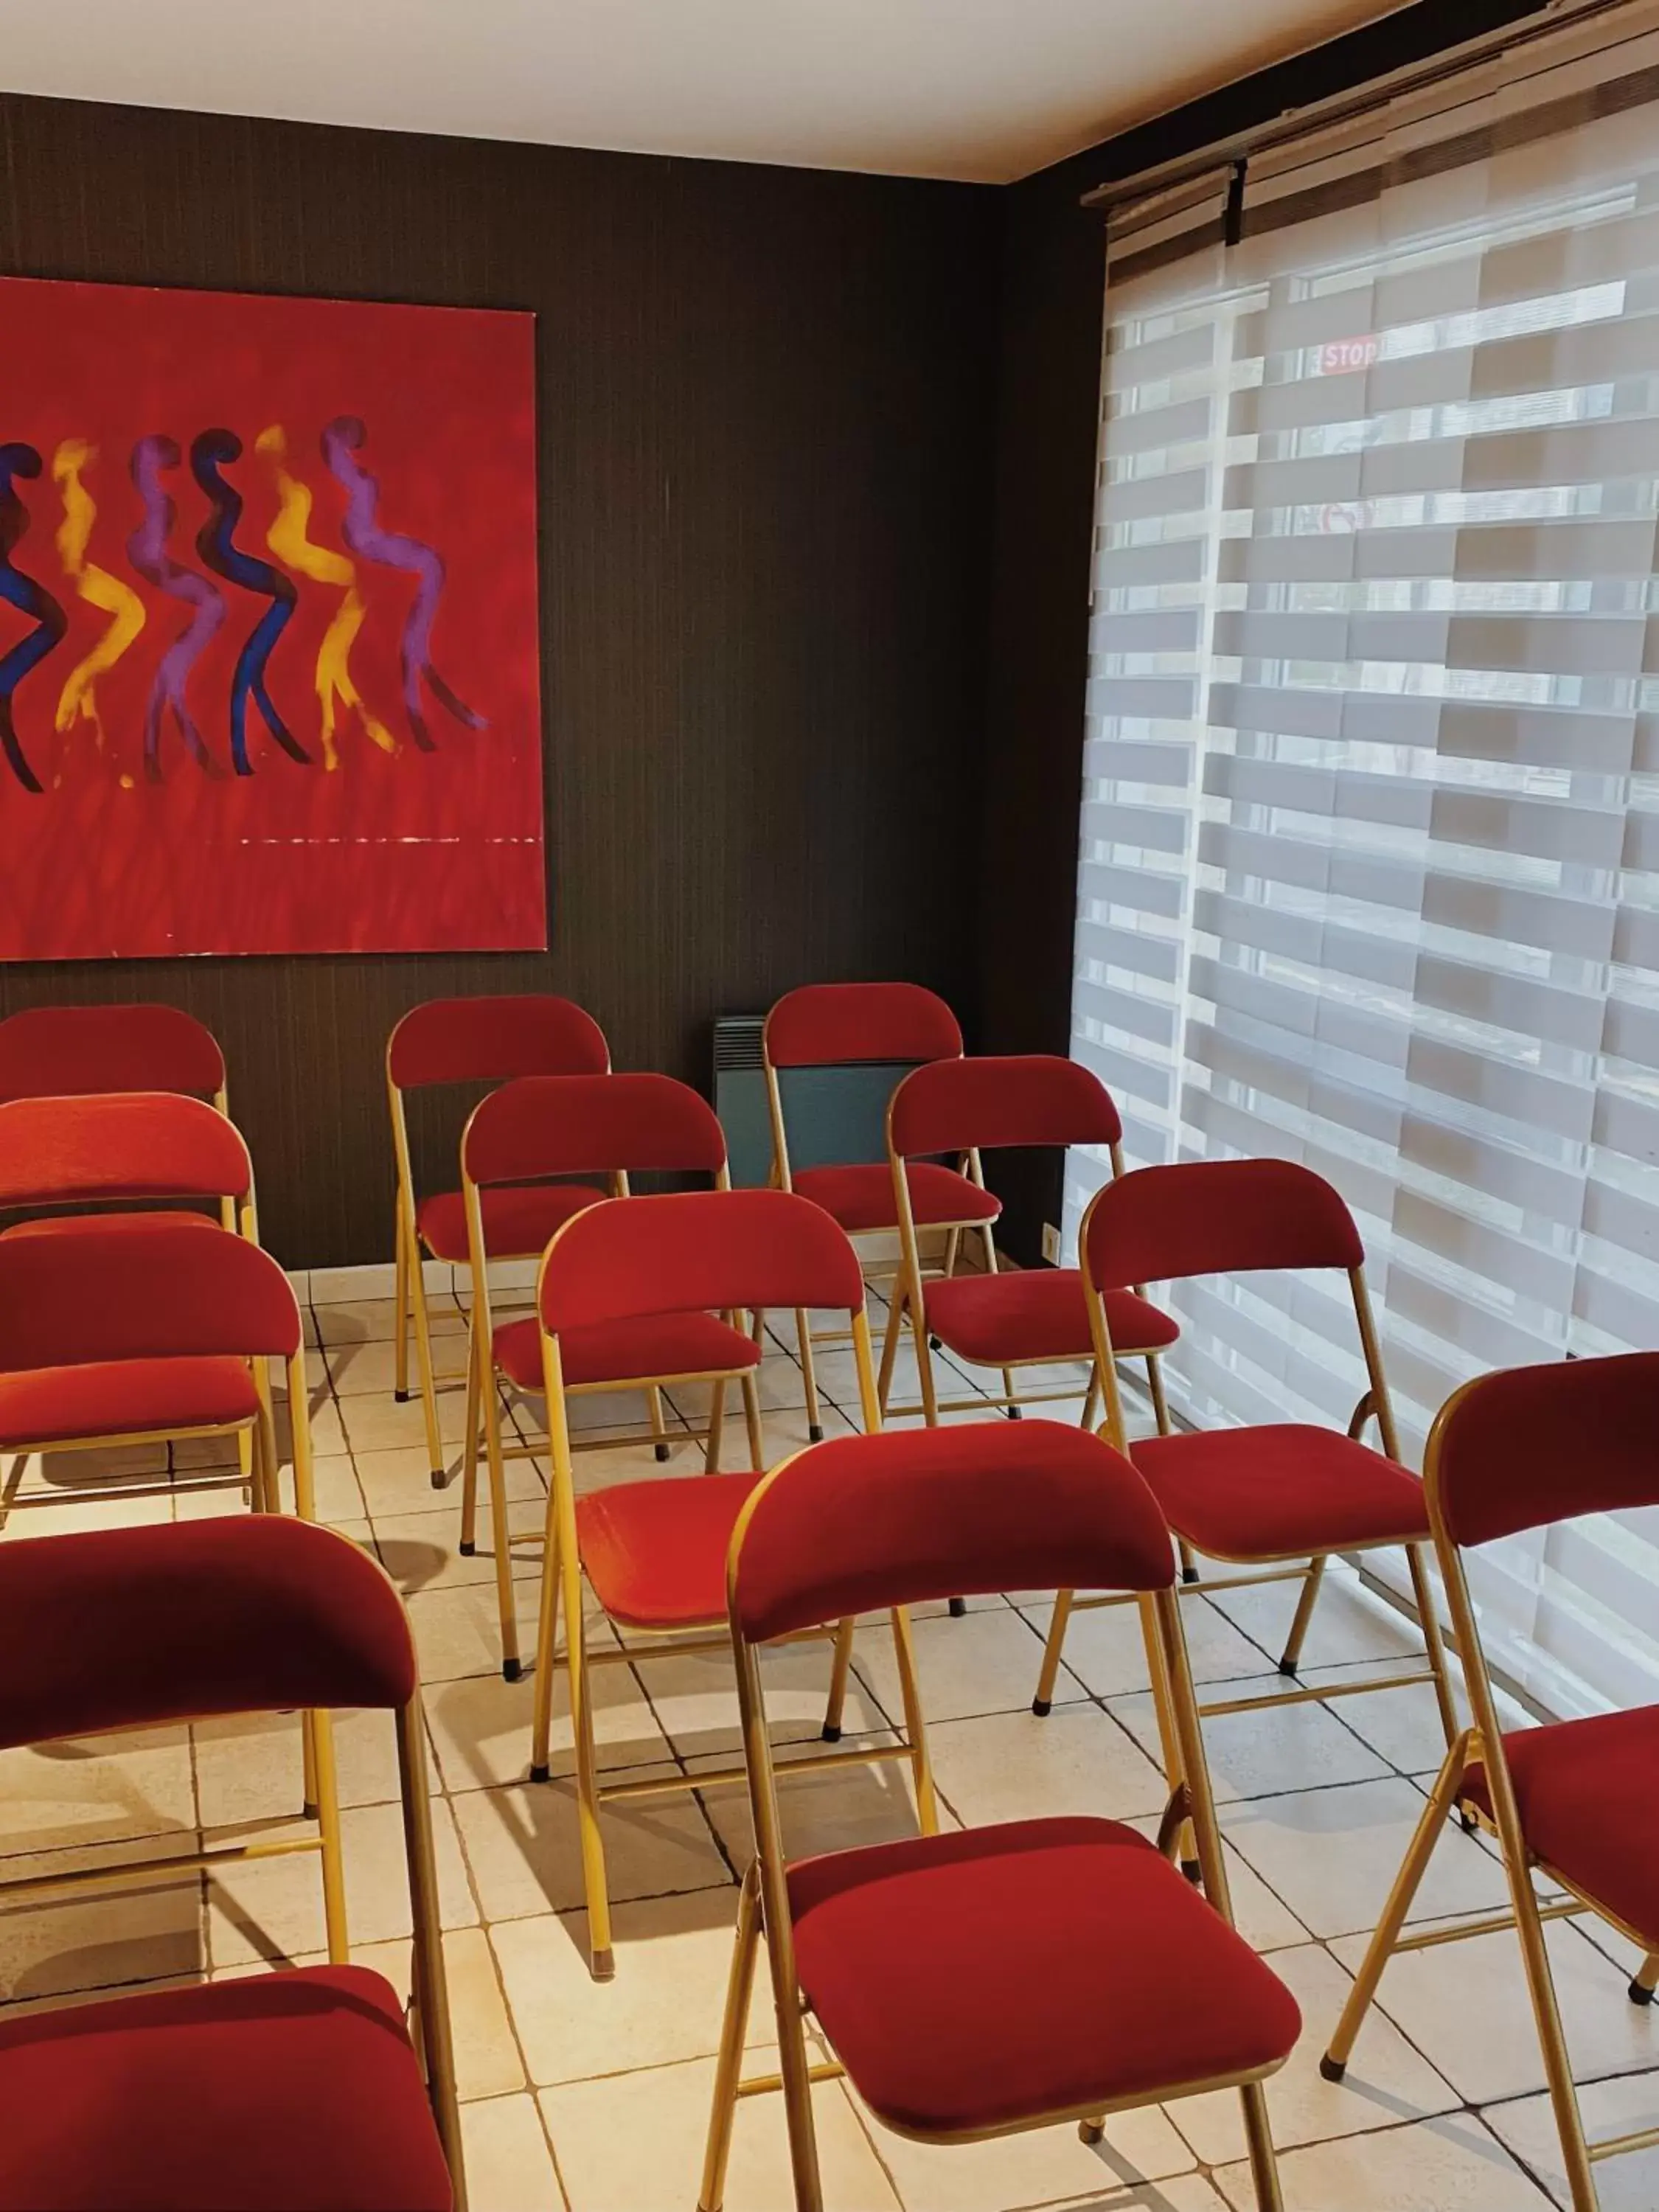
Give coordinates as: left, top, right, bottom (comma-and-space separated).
1080, 0, 1634, 215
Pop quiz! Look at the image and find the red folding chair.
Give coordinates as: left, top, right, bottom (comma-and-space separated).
1325, 1353, 1659, 2212
0, 1514, 464, 2211
386, 995, 611, 1488
884, 1054, 1178, 1428
1035, 1158, 1459, 1771
764, 984, 995, 1439
700, 1419, 1299, 2212
0, 1091, 258, 1244
529, 1188, 921, 1980
461, 1071, 738, 1677
0, 1002, 228, 1110
0, 1222, 315, 1531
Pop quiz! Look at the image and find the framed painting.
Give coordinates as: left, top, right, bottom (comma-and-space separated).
0, 275, 544, 958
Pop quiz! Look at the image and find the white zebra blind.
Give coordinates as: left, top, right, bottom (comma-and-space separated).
1068, 7, 1659, 1719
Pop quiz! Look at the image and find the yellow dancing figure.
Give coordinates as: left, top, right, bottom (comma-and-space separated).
256, 422, 397, 770
53, 439, 147, 784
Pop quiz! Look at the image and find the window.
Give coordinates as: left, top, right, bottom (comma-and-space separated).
1069, 10, 1659, 1719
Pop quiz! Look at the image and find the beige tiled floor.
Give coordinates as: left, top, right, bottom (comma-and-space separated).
1, 1287, 1654, 2211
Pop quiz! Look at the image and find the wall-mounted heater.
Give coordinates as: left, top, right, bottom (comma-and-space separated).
711, 1015, 917, 1189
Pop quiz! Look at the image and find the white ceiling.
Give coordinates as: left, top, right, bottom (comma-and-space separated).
4, 1, 1402, 184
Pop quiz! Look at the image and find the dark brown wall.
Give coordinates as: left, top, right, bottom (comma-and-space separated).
0, 94, 1001, 1266
979, 0, 1546, 1259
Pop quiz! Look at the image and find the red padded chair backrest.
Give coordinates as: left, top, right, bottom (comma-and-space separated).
539, 1189, 863, 1332
0, 1223, 301, 1368
765, 983, 963, 1071
387, 995, 610, 1088
0, 1093, 253, 1209
1085, 1158, 1364, 1292
0, 1004, 225, 1103
888, 1054, 1121, 1159
0, 1518, 416, 1749
1430, 1352, 1659, 1548
465, 1074, 726, 1186
732, 1421, 1175, 1641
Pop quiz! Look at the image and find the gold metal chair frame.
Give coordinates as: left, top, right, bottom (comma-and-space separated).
0, 1577, 466, 2210
388, 1051, 474, 1490
459, 1147, 767, 1680
1033, 1208, 1461, 1778
762, 1045, 989, 1439
700, 1471, 1290, 2212
527, 1270, 929, 1984
884, 1134, 1175, 1436
1323, 1373, 1659, 2212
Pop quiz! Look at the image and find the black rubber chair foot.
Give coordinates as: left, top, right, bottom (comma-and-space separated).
947, 1596, 967, 1618
301, 1800, 319, 1821
654, 1442, 670, 1462
394, 1388, 410, 1403
928, 1335, 942, 1352
1630, 1978, 1655, 2007
808, 1424, 824, 1443
821, 1724, 842, 1743
1458, 1807, 1479, 1833
1077, 2120, 1105, 2146
1180, 1858, 1202, 1886
1032, 1698, 1052, 1718
591, 1947, 616, 1983
458, 1540, 476, 1557
1318, 2055, 1347, 2084
1006, 1405, 1023, 1420
503, 1658, 522, 1683
1180, 1566, 1201, 1584
1277, 1658, 1300, 1677
529, 1762, 550, 1784
430, 1468, 448, 1491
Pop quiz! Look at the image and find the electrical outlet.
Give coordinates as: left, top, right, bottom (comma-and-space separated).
1041, 1221, 1061, 1265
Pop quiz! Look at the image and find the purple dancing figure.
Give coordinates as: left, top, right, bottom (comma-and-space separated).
321, 416, 485, 751
128, 435, 226, 781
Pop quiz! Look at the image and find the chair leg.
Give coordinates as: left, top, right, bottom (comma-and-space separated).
1080, 1368, 1101, 1432
705, 1380, 727, 1474
1323, 1732, 1471, 2079
646, 1385, 672, 1463
307, 1707, 351, 1965
942, 1226, 961, 1280
407, 1242, 448, 1489
529, 1492, 564, 1784
1142, 1357, 1196, 1581
1278, 1556, 1326, 1676
794, 1310, 825, 1443
822, 1618, 855, 1742
876, 1292, 904, 1419
888, 1606, 939, 1835
699, 1863, 762, 2212
1631, 1952, 1658, 2006
479, 1360, 522, 1683
459, 1319, 481, 1556
740, 1368, 767, 1472
1238, 2079, 1285, 2212
566, 1590, 614, 1980
1032, 1590, 1074, 1717
394, 1206, 411, 1401
1507, 1853, 1601, 2210
1405, 1541, 1462, 1753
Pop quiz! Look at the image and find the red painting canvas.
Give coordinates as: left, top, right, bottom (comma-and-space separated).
0, 276, 544, 959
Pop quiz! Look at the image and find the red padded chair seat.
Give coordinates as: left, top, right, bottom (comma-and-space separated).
577, 1472, 762, 1629
1, 1211, 223, 1241
923, 1270, 1178, 1366
790, 1818, 1300, 2137
1462, 1706, 1659, 1949
793, 1162, 999, 1235
1132, 1425, 1428, 1561
493, 1312, 762, 1393
0, 1357, 260, 1450
415, 1181, 603, 1265
0, 1964, 451, 2212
